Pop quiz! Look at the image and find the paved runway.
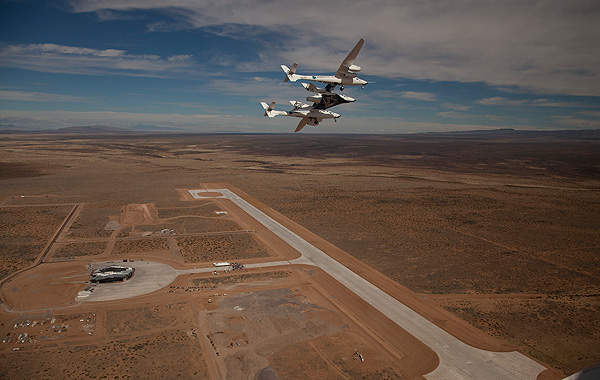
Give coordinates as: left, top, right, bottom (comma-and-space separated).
189, 188, 547, 380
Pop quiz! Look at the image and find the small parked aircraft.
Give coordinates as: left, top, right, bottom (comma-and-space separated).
260, 101, 340, 132
281, 38, 367, 90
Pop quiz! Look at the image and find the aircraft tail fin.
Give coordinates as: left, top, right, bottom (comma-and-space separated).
260, 102, 287, 118
261, 101, 275, 117
281, 63, 298, 82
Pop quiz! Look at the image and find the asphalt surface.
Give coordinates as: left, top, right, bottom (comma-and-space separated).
80, 261, 178, 302
189, 188, 547, 380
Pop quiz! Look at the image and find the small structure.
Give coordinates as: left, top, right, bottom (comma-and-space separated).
90, 265, 135, 283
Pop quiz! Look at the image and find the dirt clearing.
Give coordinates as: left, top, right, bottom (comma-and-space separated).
0, 205, 72, 279
177, 233, 270, 263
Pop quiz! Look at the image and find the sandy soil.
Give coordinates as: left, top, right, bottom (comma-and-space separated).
1, 261, 88, 310
174, 217, 242, 234
112, 238, 170, 256
52, 241, 107, 258
0, 329, 209, 379
0, 205, 72, 279
65, 203, 120, 240
120, 203, 159, 225
0, 132, 598, 376
157, 201, 222, 218
177, 233, 269, 263
428, 293, 600, 373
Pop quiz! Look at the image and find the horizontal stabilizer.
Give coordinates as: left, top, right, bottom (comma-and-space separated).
301, 82, 318, 92
281, 64, 299, 82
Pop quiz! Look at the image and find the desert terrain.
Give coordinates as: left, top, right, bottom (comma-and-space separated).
0, 130, 599, 378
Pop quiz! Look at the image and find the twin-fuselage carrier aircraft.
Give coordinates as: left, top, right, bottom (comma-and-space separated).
261, 38, 366, 132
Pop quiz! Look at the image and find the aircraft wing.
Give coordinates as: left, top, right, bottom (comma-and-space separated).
335, 38, 364, 79
295, 118, 308, 132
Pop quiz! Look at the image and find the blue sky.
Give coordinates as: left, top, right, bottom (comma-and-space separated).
1, 0, 599, 133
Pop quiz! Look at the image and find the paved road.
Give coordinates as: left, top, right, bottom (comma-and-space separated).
189, 189, 547, 380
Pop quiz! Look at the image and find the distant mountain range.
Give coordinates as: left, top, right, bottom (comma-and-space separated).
0, 126, 598, 139
415, 128, 600, 139
0, 125, 180, 134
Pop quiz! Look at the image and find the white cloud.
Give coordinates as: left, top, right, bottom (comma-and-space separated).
400, 91, 437, 102
14, 43, 126, 57
0, 90, 85, 102
442, 103, 471, 111
69, 1, 600, 96
529, 98, 589, 108
438, 111, 466, 119
95, 9, 140, 21
167, 54, 192, 62
477, 96, 597, 108
205, 77, 311, 105
476, 97, 529, 106
0, 43, 200, 78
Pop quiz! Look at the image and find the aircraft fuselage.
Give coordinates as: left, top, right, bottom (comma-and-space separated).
293, 74, 367, 86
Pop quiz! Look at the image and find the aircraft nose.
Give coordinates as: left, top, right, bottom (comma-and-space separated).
333, 112, 341, 118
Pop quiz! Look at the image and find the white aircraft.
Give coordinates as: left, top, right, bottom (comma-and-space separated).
281, 38, 367, 91
260, 101, 340, 132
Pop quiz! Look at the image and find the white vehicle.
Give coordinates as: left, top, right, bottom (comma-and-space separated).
261, 101, 340, 132
281, 39, 367, 91
213, 262, 231, 267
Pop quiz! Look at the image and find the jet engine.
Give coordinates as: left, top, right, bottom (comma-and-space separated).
348, 64, 361, 72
